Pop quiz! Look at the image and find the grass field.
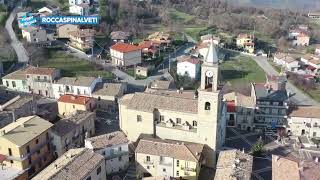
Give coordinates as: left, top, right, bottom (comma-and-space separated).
168, 8, 195, 23
40, 51, 114, 79
221, 55, 266, 87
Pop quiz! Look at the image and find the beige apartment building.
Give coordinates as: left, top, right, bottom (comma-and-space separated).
26, 66, 60, 98
51, 111, 95, 157
0, 116, 53, 180
58, 94, 95, 116
287, 106, 320, 138
69, 29, 95, 51
119, 42, 227, 167
32, 148, 106, 180
135, 138, 204, 180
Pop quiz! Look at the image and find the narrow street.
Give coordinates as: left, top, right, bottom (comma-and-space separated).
5, 7, 29, 63
252, 55, 319, 106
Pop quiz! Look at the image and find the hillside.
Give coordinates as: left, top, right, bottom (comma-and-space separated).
227, 0, 320, 11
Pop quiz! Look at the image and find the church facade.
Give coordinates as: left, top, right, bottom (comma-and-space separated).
118, 42, 227, 167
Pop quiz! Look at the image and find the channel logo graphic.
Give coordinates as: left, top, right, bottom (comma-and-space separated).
19, 13, 37, 28
40, 16, 99, 25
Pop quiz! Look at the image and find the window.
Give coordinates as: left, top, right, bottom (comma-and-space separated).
137, 115, 142, 122
118, 147, 122, 151
176, 118, 181, 124
12, 81, 16, 88
176, 171, 179, 176
146, 156, 150, 162
8, 148, 12, 156
44, 76, 47, 81
27, 75, 29, 78
26, 146, 30, 153
5, 81, 9, 87
73, 105, 75, 109
147, 166, 150, 169
193, 121, 197, 127
176, 160, 179, 167
160, 115, 164, 122
163, 168, 166, 172
37, 150, 40, 154
46, 132, 49, 140
38, 90, 41, 95
10, 160, 13, 164
205, 102, 211, 110
314, 132, 317, 137
28, 157, 32, 165
96, 166, 101, 175
45, 90, 48, 96
36, 139, 39, 144
118, 156, 122, 161
98, 96, 101, 101
37, 76, 40, 81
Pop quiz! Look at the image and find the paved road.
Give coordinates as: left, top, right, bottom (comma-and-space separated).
252, 56, 319, 106
5, 8, 29, 63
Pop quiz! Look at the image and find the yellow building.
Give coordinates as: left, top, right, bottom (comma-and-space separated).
135, 138, 204, 180
0, 116, 53, 180
58, 94, 95, 116
119, 42, 227, 168
236, 33, 255, 53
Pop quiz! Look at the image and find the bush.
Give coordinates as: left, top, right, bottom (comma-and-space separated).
251, 138, 265, 157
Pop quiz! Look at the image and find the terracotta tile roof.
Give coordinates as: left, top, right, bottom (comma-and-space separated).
288, 106, 320, 118
122, 91, 198, 114
58, 95, 92, 105
26, 66, 57, 75
111, 42, 141, 53
69, 29, 95, 38
55, 76, 97, 87
52, 111, 94, 136
177, 55, 200, 65
2, 66, 31, 80
86, 131, 128, 150
150, 80, 173, 90
135, 138, 204, 162
297, 32, 310, 38
33, 148, 104, 180
93, 83, 123, 97
272, 155, 320, 180
215, 150, 253, 180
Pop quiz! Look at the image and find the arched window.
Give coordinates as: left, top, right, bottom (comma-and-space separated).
205, 102, 211, 110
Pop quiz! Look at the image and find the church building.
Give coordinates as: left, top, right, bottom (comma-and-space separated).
118, 42, 227, 167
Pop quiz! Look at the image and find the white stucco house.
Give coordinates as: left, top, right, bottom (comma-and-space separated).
1, 67, 30, 93
110, 42, 142, 67
21, 27, 47, 43
85, 131, 130, 174
287, 106, 320, 139
69, 3, 89, 15
177, 55, 200, 79
273, 53, 299, 72
52, 76, 102, 99
301, 54, 320, 74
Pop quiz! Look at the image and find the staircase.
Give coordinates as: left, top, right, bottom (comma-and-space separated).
124, 163, 136, 180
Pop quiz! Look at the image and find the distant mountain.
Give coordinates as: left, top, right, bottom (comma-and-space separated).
227, 0, 320, 11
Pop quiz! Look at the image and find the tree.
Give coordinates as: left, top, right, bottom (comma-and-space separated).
251, 138, 265, 156
277, 36, 289, 51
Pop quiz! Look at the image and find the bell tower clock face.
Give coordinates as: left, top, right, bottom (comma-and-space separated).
206, 71, 213, 78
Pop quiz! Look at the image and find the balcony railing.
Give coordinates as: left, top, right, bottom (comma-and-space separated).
156, 122, 197, 133
181, 167, 196, 172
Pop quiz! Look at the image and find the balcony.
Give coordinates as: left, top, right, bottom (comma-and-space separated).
106, 151, 129, 160
181, 167, 196, 172
156, 122, 197, 133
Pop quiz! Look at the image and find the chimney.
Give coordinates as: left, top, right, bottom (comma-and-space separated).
54, 164, 58, 169
274, 155, 279, 162
0, 130, 5, 136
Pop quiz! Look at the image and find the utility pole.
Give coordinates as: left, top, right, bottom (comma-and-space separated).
168, 53, 171, 72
